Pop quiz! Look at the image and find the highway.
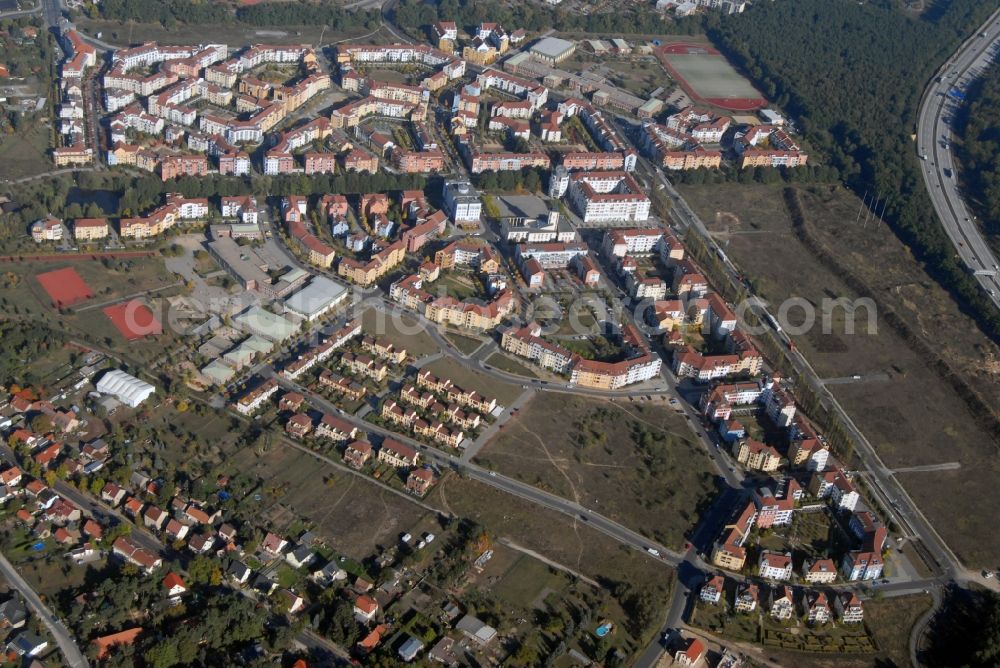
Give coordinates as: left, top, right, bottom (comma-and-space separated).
0, 552, 89, 667
916, 8, 1000, 306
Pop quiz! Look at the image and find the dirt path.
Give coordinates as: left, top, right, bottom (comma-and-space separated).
608, 402, 678, 435
497, 538, 600, 588
513, 422, 582, 505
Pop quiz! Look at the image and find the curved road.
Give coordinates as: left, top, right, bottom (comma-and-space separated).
916, 8, 1000, 305
0, 553, 88, 668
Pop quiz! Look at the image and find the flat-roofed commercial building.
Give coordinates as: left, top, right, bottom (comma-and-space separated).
529, 37, 576, 66
283, 275, 349, 322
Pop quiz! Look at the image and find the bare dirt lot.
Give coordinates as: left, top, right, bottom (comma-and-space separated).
474, 393, 717, 549
680, 182, 1000, 567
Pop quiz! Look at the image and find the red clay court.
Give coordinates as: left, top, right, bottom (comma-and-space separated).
36, 267, 94, 308
658, 43, 767, 112
103, 300, 163, 341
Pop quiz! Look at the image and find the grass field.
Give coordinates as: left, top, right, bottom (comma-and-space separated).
754, 510, 845, 565
659, 44, 763, 107
425, 473, 672, 611
474, 393, 716, 549
493, 554, 567, 609
422, 357, 523, 407
73, 18, 373, 48
485, 352, 540, 378
480, 548, 640, 663
680, 182, 1000, 567
227, 444, 434, 559
132, 403, 246, 475
360, 306, 438, 358
425, 473, 674, 660
0, 120, 52, 180
444, 331, 484, 355
864, 593, 933, 667
750, 593, 932, 668
0, 257, 183, 364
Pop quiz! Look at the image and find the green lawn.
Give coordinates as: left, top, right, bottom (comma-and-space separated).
361, 307, 438, 358
445, 331, 484, 355
485, 352, 539, 378
494, 554, 567, 609
690, 602, 759, 644
436, 270, 486, 302
0, 120, 52, 180
475, 394, 715, 550
422, 357, 523, 406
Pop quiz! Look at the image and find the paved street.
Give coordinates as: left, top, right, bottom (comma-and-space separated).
653, 162, 967, 578
0, 552, 88, 668
270, 369, 686, 565
916, 8, 1000, 306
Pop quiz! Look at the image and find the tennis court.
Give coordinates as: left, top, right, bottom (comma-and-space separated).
36, 267, 94, 308
103, 300, 163, 341
659, 43, 766, 111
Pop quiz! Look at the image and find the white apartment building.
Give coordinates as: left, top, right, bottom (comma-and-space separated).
442, 180, 482, 225
567, 171, 650, 224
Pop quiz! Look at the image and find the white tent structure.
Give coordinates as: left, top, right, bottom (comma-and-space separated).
95, 370, 155, 408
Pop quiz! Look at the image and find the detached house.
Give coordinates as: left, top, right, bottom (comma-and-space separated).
188, 533, 215, 554
699, 575, 724, 604
123, 497, 145, 518
835, 592, 864, 624
278, 392, 305, 412
758, 551, 793, 581
285, 413, 313, 439
0, 599, 27, 629
344, 440, 373, 469
354, 594, 379, 622
770, 586, 794, 620
262, 532, 289, 555
229, 560, 252, 584
165, 519, 190, 541
804, 591, 831, 625
163, 572, 187, 598
803, 558, 838, 584
734, 583, 759, 613
101, 482, 127, 506
406, 468, 434, 496
286, 544, 316, 569
0, 467, 23, 487
143, 505, 168, 531
674, 637, 706, 667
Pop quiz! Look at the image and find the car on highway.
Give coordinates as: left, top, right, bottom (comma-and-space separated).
646, 547, 661, 557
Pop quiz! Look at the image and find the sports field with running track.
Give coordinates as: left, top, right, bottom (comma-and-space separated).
658, 43, 767, 111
